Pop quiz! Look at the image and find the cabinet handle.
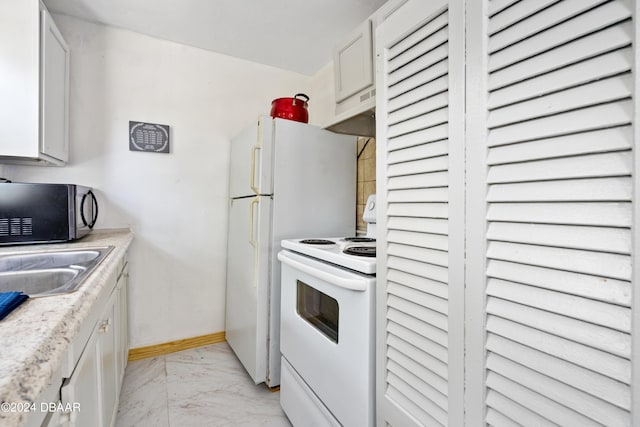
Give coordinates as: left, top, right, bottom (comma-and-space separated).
99, 319, 111, 333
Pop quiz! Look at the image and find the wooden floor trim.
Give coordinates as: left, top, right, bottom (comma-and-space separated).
127, 331, 226, 362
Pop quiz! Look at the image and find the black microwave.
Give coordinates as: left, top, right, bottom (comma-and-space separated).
0, 183, 98, 245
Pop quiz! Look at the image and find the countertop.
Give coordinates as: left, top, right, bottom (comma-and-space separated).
0, 229, 134, 427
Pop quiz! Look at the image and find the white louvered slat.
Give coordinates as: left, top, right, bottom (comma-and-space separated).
387, 202, 448, 218
487, 259, 631, 306
487, 354, 630, 426
388, 124, 448, 152
388, 171, 448, 190
485, 409, 521, 427
388, 216, 448, 235
486, 202, 632, 227
487, 0, 559, 36
388, 107, 448, 138
387, 140, 448, 164
488, 49, 633, 109
487, 241, 631, 280
487, 298, 631, 358
387, 359, 448, 408
388, 92, 448, 125
487, 74, 632, 128
387, 154, 448, 176
486, 152, 632, 184
388, 10, 447, 63
486, 372, 602, 426
387, 347, 448, 390
386, 187, 448, 203
487, 100, 633, 146
487, 316, 631, 384
387, 307, 448, 347
487, 126, 633, 165
488, 1, 632, 71
486, 177, 632, 202
386, 381, 445, 426
389, 43, 448, 87
487, 0, 519, 17
387, 269, 449, 300
387, 338, 449, 380
489, 21, 632, 90
388, 295, 448, 331
487, 334, 630, 409
388, 75, 448, 112
389, 229, 448, 250
388, 59, 448, 99
487, 279, 630, 332
387, 323, 448, 364
388, 244, 448, 267
486, 222, 630, 254
489, 0, 610, 52
486, 390, 557, 427
388, 282, 449, 314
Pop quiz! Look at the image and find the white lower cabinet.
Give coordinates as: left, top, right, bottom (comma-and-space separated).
55, 259, 128, 427
60, 327, 101, 426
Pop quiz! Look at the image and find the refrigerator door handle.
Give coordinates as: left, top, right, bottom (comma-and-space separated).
249, 196, 260, 288
250, 144, 261, 194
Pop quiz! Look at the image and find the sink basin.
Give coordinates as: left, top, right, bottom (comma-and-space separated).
0, 268, 80, 296
0, 246, 113, 297
0, 249, 104, 272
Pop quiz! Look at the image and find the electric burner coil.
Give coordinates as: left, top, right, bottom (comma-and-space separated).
343, 237, 376, 243
343, 246, 376, 257
299, 239, 336, 245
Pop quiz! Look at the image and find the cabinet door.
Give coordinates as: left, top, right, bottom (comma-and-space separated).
116, 264, 129, 386
61, 329, 101, 427
99, 292, 118, 427
375, 0, 465, 425
0, 0, 40, 158
465, 0, 637, 425
40, 7, 69, 162
334, 19, 373, 103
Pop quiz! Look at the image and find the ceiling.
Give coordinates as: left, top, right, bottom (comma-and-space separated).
43, 0, 387, 76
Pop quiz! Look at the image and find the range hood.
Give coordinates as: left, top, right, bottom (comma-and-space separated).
325, 108, 376, 137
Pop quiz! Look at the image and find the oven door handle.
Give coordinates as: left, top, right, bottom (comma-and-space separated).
277, 252, 367, 292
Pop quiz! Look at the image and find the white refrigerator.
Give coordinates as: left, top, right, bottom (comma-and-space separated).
225, 116, 356, 387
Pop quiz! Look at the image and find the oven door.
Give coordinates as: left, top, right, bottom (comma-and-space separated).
278, 250, 375, 427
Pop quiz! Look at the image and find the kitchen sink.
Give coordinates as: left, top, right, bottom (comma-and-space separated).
0, 249, 106, 272
0, 246, 113, 297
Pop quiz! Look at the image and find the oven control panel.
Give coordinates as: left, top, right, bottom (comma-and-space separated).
363, 194, 376, 224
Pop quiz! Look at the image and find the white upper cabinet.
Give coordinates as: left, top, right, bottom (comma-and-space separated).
0, 0, 69, 165
325, 0, 407, 136
334, 19, 374, 104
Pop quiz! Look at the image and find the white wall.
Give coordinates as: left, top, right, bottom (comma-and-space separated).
308, 61, 336, 128
3, 14, 312, 348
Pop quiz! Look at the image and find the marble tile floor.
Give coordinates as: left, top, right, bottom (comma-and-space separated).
115, 342, 292, 427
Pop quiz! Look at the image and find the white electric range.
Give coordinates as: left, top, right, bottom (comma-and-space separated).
278, 196, 377, 427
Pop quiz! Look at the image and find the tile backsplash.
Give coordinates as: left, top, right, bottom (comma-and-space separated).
357, 137, 376, 234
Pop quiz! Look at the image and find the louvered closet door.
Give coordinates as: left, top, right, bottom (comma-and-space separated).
376, 0, 465, 425
466, 0, 637, 426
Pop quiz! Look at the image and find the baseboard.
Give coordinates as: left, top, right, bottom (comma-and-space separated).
127, 331, 226, 362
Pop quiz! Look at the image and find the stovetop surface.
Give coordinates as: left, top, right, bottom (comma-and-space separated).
281, 237, 376, 275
